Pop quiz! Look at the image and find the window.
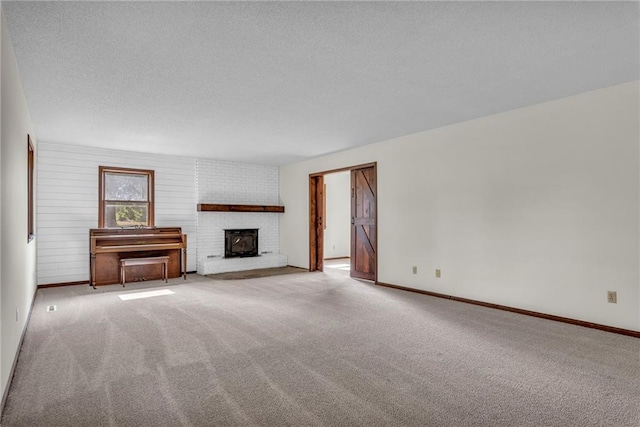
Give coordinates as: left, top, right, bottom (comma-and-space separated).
99, 166, 154, 228
27, 135, 35, 242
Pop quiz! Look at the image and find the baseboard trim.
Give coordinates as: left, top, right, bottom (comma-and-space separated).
323, 257, 350, 261
38, 280, 89, 288
38, 273, 199, 288
1, 286, 38, 416
375, 281, 640, 338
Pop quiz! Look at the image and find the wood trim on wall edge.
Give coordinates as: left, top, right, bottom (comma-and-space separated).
38, 280, 89, 288
309, 161, 377, 178
197, 203, 284, 213
376, 281, 640, 338
38, 273, 198, 288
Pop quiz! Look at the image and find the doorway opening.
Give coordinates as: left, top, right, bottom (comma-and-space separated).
309, 162, 377, 282
322, 171, 351, 277
323, 258, 351, 277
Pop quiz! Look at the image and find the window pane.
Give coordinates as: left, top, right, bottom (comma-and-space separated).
105, 172, 148, 201
105, 202, 148, 227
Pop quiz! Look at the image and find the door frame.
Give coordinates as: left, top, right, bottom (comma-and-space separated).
309, 162, 377, 281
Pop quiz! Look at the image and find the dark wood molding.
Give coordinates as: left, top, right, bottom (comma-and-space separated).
39, 272, 197, 288
308, 176, 323, 272
38, 280, 89, 288
197, 204, 284, 213
376, 281, 640, 339
309, 161, 377, 178
27, 135, 35, 242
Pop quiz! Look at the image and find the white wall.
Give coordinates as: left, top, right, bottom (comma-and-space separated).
37, 142, 197, 284
323, 171, 350, 259
1, 11, 3, 402
280, 81, 640, 331
196, 158, 281, 273
1, 9, 37, 401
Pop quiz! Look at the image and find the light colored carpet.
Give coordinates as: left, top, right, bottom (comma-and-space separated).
2, 272, 639, 426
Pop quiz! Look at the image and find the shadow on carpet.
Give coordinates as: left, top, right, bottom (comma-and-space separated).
205, 266, 308, 280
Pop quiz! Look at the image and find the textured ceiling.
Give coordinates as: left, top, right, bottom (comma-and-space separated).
3, 1, 639, 166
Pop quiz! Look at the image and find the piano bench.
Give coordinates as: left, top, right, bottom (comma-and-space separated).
120, 256, 170, 287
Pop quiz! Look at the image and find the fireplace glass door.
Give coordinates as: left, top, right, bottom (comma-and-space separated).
225, 229, 258, 258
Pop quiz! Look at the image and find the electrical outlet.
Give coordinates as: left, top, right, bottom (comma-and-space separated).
435, 269, 441, 278
607, 291, 617, 304
412, 266, 417, 274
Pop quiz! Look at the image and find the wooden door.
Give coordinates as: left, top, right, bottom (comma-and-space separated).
351, 166, 377, 280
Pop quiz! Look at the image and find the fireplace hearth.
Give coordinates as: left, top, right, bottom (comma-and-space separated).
225, 229, 258, 258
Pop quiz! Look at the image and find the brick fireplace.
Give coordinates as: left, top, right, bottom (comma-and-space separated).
195, 158, 287, 275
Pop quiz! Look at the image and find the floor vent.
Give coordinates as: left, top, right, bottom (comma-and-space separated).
47, 305, 57, 312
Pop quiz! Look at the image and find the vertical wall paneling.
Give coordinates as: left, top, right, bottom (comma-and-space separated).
37, 142, 197, 284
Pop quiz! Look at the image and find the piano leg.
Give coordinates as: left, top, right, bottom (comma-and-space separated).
182, 247, 187, 280
121, 262, 126, 287
90, 253, 97, 289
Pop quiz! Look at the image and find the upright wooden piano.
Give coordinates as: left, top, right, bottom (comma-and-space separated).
90, 227, 187, 287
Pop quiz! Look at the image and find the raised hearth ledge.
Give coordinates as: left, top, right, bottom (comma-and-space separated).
199, 253, 288, 275
197, 204, 284, 213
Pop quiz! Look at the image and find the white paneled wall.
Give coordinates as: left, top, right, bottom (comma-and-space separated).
37, 142, 197, 285
196, 159, 284, 274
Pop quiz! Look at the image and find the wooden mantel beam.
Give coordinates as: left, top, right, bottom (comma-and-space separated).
197, 204, 285, 213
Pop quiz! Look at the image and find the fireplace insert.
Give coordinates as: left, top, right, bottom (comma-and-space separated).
224, 229, 258, 258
